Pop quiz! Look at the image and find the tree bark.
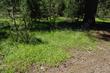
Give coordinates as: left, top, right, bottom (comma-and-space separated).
83, 0, 98, 28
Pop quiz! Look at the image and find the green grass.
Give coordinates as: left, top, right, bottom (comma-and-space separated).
0, 17, 110, 25
0, 16, 104, 72
0, 30, 97, 73
96, 18, 110, 23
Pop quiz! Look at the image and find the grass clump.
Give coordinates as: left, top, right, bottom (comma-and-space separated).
0, 30, 97, 73
35, 30, 97, 51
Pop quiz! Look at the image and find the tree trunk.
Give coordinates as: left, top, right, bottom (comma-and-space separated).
83, 0, 98, 28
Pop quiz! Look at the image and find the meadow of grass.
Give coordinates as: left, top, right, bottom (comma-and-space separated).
1, 17, 106, 72
0, 29, 97, 73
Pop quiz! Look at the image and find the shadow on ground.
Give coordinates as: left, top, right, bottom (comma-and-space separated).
90, 22, 110, 41
0, 32, 8, 43
29, 21, 110, 31
0, 21, 110, 41
28, 21, 110, 42
0, 22, 10, 41
29, 21, 82, 31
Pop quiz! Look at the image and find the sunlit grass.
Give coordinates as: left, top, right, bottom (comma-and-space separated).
0, 17, 110, 25
0, 30, 97, 73
34, 30, 97, 50
96, 18, 110, 22
0, 17, 101, 72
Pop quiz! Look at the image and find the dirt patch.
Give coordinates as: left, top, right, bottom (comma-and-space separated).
45, 41, 110, 73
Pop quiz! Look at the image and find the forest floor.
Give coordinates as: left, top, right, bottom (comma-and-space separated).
29, 30, 110, 73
